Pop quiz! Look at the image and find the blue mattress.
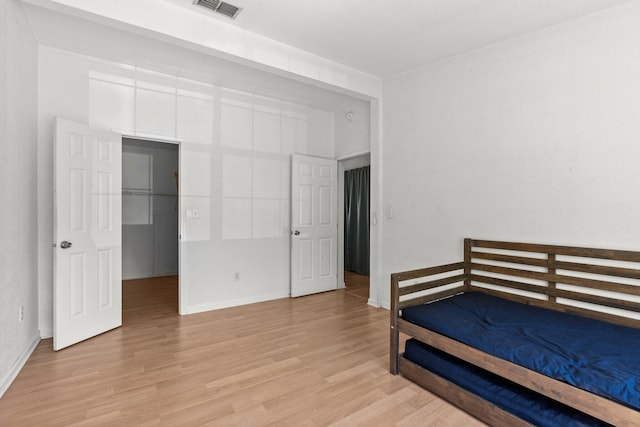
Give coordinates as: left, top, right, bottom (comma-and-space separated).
401, 292, 640, 411
404, 339, 610, 427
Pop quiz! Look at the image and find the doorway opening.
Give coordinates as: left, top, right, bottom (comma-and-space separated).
121, 138, 179, 319
340, 154, 370, 301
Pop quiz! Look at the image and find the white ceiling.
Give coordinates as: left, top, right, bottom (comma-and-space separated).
181, 0, 631, 77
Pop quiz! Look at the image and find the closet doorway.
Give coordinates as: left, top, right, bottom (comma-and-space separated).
341, 154, 370, 301
121, 138, 179, 319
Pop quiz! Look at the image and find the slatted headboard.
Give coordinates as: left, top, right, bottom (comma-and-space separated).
391, 239, 640, 329
464, 239, 640, 328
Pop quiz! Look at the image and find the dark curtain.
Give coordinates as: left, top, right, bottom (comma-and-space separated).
344, 166, 370, 275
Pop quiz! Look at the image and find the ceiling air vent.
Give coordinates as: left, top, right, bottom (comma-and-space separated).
216, 2, 241, 19
194, 0, 242, 19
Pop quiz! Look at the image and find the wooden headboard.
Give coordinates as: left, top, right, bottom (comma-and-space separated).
392, 238, 640, 329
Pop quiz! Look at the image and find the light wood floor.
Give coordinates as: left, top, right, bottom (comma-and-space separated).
0, 276, 485, 426
344, 271, 370, 301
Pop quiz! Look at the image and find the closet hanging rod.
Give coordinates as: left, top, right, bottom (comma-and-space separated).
122, 190, 177, 197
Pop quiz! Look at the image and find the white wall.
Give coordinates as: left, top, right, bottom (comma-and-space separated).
0, 0, 40, 397
37, 46, 336, 332
25, 2, 381, 313
23, 0, 381, 99
335, 100, 371, 160
379, 2, 640, 308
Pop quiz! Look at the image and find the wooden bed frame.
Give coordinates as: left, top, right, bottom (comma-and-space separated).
390, 239, 640, 426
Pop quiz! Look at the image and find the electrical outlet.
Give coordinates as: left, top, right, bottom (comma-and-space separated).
19, 305, 24, 322
234, 272, 240, 281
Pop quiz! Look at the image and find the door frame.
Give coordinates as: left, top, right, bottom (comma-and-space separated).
337, 153, 371, 291
121, 135, 184, 314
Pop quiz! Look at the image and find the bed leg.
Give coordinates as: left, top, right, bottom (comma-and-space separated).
390, 274, 400, 374
390, 324, 399, 375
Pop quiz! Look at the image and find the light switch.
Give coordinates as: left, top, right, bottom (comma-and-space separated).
386, 207, 393, 219
186, 209, 199, 219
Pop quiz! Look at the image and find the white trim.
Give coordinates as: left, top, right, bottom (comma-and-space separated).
40, 328, 53, 339
339, 153, 372, 301
369, 99, 382, 316
178, 144, 186, 315
153, 270, 178, 277
122, 272, 178, 281
121, 135, 183, 315
120, 133, 183, 145
373, 299, 390, 310
337, 160, 345, 293
337, 148, 371, 161
0, 334, 40, 398
184, 291, 291, 315
291, 151, 336, 161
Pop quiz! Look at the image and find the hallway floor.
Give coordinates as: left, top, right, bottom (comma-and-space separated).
344, 271, 370, 300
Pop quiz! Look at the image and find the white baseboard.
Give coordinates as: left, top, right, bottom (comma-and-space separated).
0, 334, 40, 398
372, 298, 390, 310
153, 271, 178, 277
122, 274, 146, 281
40, 328, 53, 339
123, 271, 178, 281
185, 291, 291, 315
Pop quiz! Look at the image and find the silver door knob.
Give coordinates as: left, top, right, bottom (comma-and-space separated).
293, 230, 300, 236
60, 241, 73, 249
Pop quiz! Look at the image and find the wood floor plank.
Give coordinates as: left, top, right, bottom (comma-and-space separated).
344, 271, 370, 300
0, 276, 486, 426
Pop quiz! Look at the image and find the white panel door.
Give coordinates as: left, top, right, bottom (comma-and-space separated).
54, 117, 122, 350
291, 154, 337, 297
